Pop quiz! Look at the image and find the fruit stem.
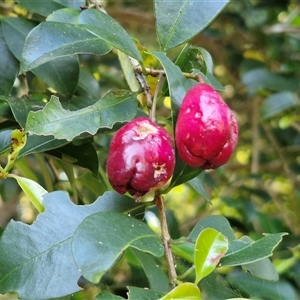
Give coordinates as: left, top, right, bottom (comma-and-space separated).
155, 192, 177, 289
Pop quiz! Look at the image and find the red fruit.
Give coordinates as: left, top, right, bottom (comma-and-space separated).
106, 117, 175, 198
175, 83, 238, 169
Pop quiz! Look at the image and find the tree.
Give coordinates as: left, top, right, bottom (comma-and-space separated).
0, 0, 299, 299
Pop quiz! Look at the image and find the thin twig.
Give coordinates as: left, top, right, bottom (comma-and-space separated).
155, 192, 177, 288
150, 73, 165, 122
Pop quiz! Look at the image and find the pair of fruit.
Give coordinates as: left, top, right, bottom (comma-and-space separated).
106, 83, 238, 198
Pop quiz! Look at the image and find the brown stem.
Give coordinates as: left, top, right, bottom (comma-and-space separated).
155, 192, 177, 288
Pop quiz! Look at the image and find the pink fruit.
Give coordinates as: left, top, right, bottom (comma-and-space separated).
106, 117, 175, 198
175, 83, 238, 170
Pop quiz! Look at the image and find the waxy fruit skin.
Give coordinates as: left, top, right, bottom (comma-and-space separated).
175, 83, 238, 169
106, 117, 175, 198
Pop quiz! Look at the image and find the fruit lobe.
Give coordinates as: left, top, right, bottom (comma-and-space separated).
106, 117, 175, 198
175, 83, 238, 169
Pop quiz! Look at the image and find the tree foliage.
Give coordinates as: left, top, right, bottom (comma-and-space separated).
0, 0, 299, 299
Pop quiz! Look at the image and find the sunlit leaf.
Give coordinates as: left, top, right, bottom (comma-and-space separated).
160, 282, 201, 300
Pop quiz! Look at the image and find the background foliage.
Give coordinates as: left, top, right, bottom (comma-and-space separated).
0, 0, 300, 299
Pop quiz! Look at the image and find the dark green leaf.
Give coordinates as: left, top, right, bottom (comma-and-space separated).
228, 270, 298, 299
77, 67, 101, 99
18, 0, 84, 17
72, 212, 164, 283
188, 172, 210, 202
77, 9, 142, 63
221, 233, 288, 266
19, 134, 69, 157
46, 141, 99, 177
155, 0, 229, 51
160, 282, 201, 300
194, 228, 228, 284
260, 91, 299, 120
20, 21, 112, 73
127, 286, 163, 300
131, 249, 169, 293
25, 91, 138, 141
0, 22, 19, 95
189, 215, 236, 242
2, 17, 80, 97
0, 130, 12, 155
96, 291, 124, 300
0, 191, 138, 299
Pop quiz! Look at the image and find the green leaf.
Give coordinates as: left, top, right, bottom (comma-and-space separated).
96, 291, 125, 300
130, 249, 169, 293
171, 240, 195, 263
2, 17, 80, 97
0, 130, 13, 155
0, 191, 139, 299
160, 282, 201, 300
228, 271, 298, 300
127, 286, 164, 300
188, 172, 210, 202
72, 211, 164, 283
0, 22, 19, 95
7, 174, 46, 213
46, 141, 99, 177
20, 21, 112, 73
238, 236, 279, 281
25, 91, 138, 141
77, 67, 101, 99
18, 0, 85, 17
78, 9, 142, 62
189, 215, 236, 242
260, 91, 299, 120
221, 233, 288, 267
242, 68, 299, 93
46, 8, 81, 23
19, 134, 69, 157
155, 0, 229, 51
150, 51, 191, 112
194, 228, 228, 284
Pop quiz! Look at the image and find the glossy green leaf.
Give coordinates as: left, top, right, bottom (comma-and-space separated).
20, 21, 112, 73
160, 282, 201, 300
19, 134, 69, 157
194, 228, 228, 284
127, 286, 163, 300
0, 130, 12, 155
155, 0, 229, 51
2, 17, 80, 97
46, 8, 80, 23
72, 212, 164, 283
189, 215, 236, 242
0, 191, 138, 299
131, 249, 169, 293
7, 174, 46, 213
25, 91, 138, 141
0, 23, 19, 95
171, 240, 195, 263
78, 9, 142, 63
260, 91, 298, 120
228, 271, 298, 300
188, 172, 210, 202
238, 236, 279, 281
46, 141, 99, 177
18, 0, 84, 17
221, 233, 288, 267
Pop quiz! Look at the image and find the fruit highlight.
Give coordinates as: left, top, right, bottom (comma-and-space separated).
106, 117, 175, 198
175, 83, 238, 169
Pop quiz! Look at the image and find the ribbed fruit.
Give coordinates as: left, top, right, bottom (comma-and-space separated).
106, 117, 175, 198
175, 83, 238, 169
